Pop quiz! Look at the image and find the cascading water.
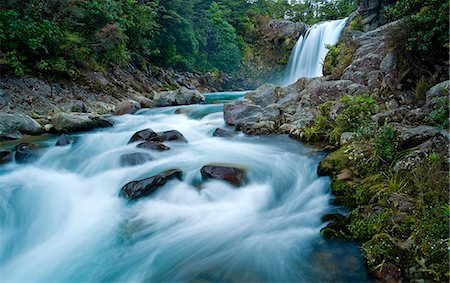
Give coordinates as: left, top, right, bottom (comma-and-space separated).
0, 92, 370, 282
282, 18, 348, 86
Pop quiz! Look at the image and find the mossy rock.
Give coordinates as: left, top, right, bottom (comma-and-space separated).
317, 146, 350, 176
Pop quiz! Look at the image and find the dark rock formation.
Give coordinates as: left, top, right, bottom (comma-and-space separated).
119, 152, 154, 167
128, 129, 158, 144
151, 130, 188, 143
136, 141, 170, 151
200, 165, 246, 187
212, 128, 234, 137
55, 134, 72, 146
14, 143, 41, 163
0, 150, 14, 164
120, 169, 183, 200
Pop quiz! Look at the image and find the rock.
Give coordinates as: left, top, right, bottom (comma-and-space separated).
44, 124, 54, 132
151, 130, 188, 143
212, 128, 234, 137
223, 101, 259, 126
136, 141, 170, 151
200, 165, 246, 187
336, 168, 352, 180
340, 132, 356, 145
120, 169, 183, 200
55, 134, 72, 146
153, 87, 205, 107
14, 143, 41, 163
392, 123, 440, 148
119, 152, 154, 167
128, 128, 157, 144
114, 100, 141, 115
0, 112, 43, 140
260, 19, 308, 44
387, 193, 415, 213
51, 112, 113, 133
0, 150, 14, 164
70, 101, 88, 113
129, 95, 155, 108
425, 80, 449, 109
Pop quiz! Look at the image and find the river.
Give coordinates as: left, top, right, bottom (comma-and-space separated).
0, 92, 370, 282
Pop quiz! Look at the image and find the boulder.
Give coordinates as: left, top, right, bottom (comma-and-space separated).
151, 130, 188, 143
212, 128, 234, 137
51, 112, 113, 133
128, 129, 157, 144
0, 150, 13, 164
0, 112, 43, 140
114, 100, 141, 115
200, 165, 246, 187
120, 169, 183, 200
136, 141, 170, 151
425, 80, 449, 110
14, 143, 41, 163
153, 87, 205, 107
55, 134, 72, 146
119, 152, 153, 167
392, 123, 440, 148
260, 19, 308, 44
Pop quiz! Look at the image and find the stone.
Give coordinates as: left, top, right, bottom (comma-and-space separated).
388, 193, 415, 213
120, 169, 183, 200
0, 112, 43, 140
119, 152, 154, 167
151, 130, 188, 143
212, 128, 234, 137
392, 123, 440, 148
153, 87, 205, 107
51, 112, 113, 133
200, 165, 246, 187
44, 124, 54, 132
0, 150, 14, 164
136, 141, 170, 151
114, 100, 141, 115
128, 129, 157, 144
14, 143, 41, 163
56, 134, 72, 146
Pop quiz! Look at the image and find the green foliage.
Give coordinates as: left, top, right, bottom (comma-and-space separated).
426, 96, 449, 129
414, 73, 438, 101
373, 124, 398, 166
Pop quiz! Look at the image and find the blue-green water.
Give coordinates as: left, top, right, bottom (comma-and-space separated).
0, 91, 370, 282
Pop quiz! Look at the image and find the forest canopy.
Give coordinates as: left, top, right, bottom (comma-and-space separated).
0, 0, 357, 77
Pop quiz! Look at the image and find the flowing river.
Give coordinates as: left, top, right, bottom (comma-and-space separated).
0, 92, 370, 282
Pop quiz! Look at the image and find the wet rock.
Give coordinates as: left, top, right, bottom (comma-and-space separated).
120, 169, 183, 200
212, 128, 234, 137
153, 87, 205, 107
151, 130, 188, 143
119, 152, 154, 167
52, 112, 113, 133
0, 150, 14, 164
14, 143, 41, 163
0, 112, 43, 140
136, 141, 170, 151
55, 134, 72, 146
128, 128, 157, 144
223, 101, 262, 126
114, 100, 141, 115
200, 165, 246, 187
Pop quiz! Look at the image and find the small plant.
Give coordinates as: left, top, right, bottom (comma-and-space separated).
373, 124, 397, 166
426, 95, 449, 129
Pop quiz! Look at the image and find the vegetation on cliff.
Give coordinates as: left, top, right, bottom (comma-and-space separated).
0, 0, 356, 78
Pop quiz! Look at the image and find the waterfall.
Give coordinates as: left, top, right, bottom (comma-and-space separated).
282, 18, 348, 86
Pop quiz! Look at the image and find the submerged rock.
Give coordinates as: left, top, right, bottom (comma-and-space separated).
136, 141, 170, 151
0, 150, 14, 164
153, 87, 205, 107
114, 100, 141, 115
14, 143, 41, 163
152, 130, 188, 143
120, 169, 183, 200
119, 152, 153, 167
55, 134, 72, 146
128, 129, 158, 144
200, 165, 246, 187
212, 128, 234, 137
0, 112, 43, 140
52, 112, 113, 133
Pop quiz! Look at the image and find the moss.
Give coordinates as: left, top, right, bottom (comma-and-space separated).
323, 37, 358, 79
345, 15, 364, 32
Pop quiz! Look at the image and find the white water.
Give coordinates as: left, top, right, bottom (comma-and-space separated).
0, 92, 368, 282
283, 18, 348, 86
